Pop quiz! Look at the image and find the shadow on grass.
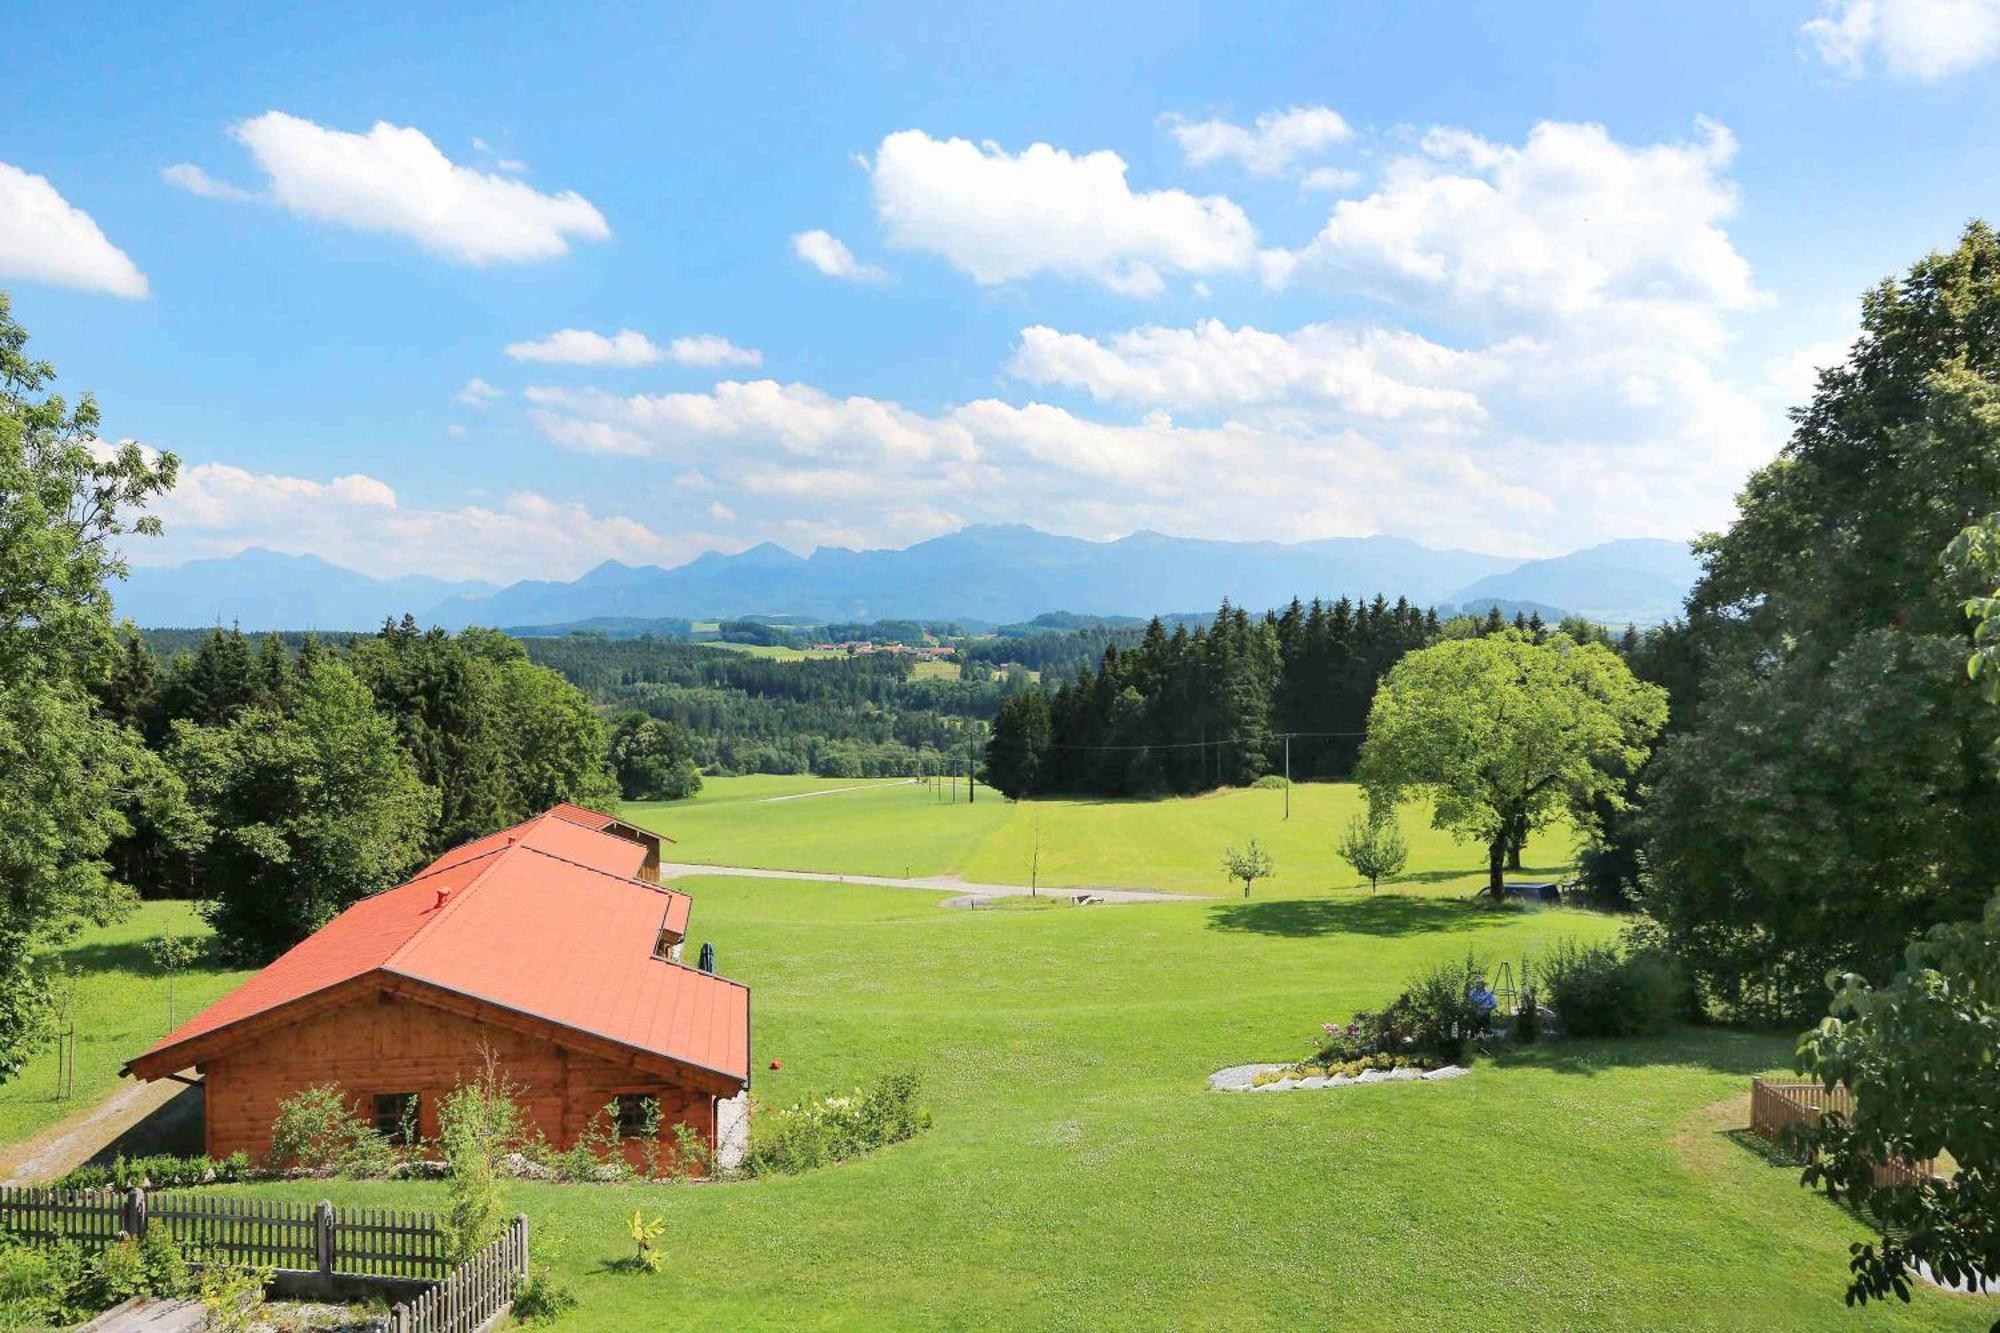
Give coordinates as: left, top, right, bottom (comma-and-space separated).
1206, 894, 1509, 938
1390, 861, 1573, 887
1484, 1027, 1792, 1078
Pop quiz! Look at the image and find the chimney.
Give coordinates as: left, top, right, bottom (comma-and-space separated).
434, 886, 451, 910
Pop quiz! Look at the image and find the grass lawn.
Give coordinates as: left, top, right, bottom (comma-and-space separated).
627, 777, 1575, 897
234, 876, 1990, 1330
0, 902, 253, 1151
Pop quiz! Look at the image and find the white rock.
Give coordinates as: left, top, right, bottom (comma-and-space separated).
1384, 1067, 1423, 1082
1325, 1075, 1355, 1086
1356, 1069, 1393, 1083
1298, 1076, 1326, 1089
1423, 1064, 1470, 1081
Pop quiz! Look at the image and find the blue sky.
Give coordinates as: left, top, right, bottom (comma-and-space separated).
5, 0, 1999, 582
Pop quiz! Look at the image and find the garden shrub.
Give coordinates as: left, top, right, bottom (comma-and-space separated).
512, 1264, 579, 1322
441, 1054, 528, 1261
533, 1101, 633, 1183
742, 1069, 931, 1178
56, 1151, 253, 1191
141, 1227, 196, 1299
1513, 979, 1541, 1044
0, 1234, 88, 1328
81, 1233, 147, 1309
1538, 939, 1685, 1037
1399, 952, 1490, 1062
268, 1083, 398, 1176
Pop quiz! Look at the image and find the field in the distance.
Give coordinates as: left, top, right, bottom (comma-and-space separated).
235, 876, 1989, 1330
626, 776, 1575, 895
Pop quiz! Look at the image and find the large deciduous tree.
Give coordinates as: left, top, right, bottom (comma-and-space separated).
1642, 222, 2000, 1019
175, 657, 438, 960
0, 292, 177, 1076
608, 711, 703, 801
1357, 631, 1666, 898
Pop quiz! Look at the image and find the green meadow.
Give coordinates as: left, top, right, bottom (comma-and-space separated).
626, 776, 1575, 895
236, 875, 1988, 1330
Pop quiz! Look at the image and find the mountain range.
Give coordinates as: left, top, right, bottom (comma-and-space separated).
114, 525, 1701, 633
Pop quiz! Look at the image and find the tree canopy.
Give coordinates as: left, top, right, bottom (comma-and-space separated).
1357, 630, 1666, 897
1642, 221, 2000, 1018
0, 292, 177, 1076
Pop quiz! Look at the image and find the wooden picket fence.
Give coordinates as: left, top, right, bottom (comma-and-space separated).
384, 1214, 530, 1333
0, 1186, 526, 1329
1749, 1078, 1937, 1188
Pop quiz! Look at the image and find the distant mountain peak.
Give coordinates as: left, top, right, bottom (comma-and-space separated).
113, 525, 1699, 632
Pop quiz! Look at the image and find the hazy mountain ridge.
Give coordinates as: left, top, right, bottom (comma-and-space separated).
115, 526, 1698, 632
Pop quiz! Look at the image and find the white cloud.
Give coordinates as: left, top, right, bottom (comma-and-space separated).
503, 327, 761, 368
447, 424, 467, 438
0, 161, 149, 298
504, 328, 662, 366
868, 129, 1257, 295
666, 334, 762, 368
1010, 321, 1484, 425
455, 377, 504, 405
1803, 0, 2000, 78
1271, 118, 1759, 351
167, 111, 610, 264
1164, 106, 1353, 175
134, 460, 702, 582
160, 162, 254, 202
791, 229, 886, 281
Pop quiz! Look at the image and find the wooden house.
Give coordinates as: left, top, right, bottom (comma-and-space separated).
122, 804, 748, 1170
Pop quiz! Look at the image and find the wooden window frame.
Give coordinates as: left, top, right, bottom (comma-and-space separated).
372, 1091, 419, 1145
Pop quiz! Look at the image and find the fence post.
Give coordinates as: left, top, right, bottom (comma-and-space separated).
390, 1301, 409, 1333
124, 1186, 147, 1240
315, 1201, 336, 1278
515, 1213, 530, 1281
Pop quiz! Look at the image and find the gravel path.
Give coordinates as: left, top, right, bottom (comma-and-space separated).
0, 1076, 192, 1185
657, 861, 1200, 905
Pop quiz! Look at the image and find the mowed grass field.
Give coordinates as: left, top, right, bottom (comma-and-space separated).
0, 902, 252, 1152
626, 776, 1575, 896
233, 876, 1991, 1330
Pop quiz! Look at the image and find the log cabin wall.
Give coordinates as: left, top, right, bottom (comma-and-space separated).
201, 988, 715, 1170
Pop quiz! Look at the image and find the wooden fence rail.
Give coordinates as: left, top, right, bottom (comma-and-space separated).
1748, 1078, 1937, 1188
384, 1215, 529, 1333
0, 1186, 526, 1330
0, 1185, 454, 1283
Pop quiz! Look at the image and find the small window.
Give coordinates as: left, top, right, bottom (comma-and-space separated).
615, 1093, 658, 1139
372, 1092, 418, 1145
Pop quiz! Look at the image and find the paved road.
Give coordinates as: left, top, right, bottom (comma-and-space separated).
656, 861, 1201, 905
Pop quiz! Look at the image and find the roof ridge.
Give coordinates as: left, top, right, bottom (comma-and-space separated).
516, 841, 689, 898
383, 835, 522, 970
405, 843, 510, 883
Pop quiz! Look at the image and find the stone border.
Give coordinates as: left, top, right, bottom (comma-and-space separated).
1208, 1062, 1470, 1092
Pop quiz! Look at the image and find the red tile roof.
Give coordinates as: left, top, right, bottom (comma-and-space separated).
126, 805, 744, 1086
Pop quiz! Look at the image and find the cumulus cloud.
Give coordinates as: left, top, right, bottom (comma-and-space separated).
868, 129, 1257, 295
666, 334, 762, 368
1270, 118, 1759, 351
165, 111, 610, 264
1164, 106, 1353, 175
1803, 0, 2000, 78
134, 460, 701, 582
1009, 320, 1483, 426
0, 161, 149, 298
505, 328, 664, 366
791, 228, 886, 281
502, 328, 761, 368
455, 377, 504, 406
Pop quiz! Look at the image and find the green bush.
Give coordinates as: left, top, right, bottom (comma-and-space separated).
1538, 939, 1684, 1037
742, 1070, 931, 1177
0, 1235, 85, 1327
141, 1227, 196, 1300
1400, 952, 1490, 1062
268, 1083, 399, 1176
81, 1233, 147, 1309
56, 1151, 253, 1191
512, 1265, 579, 1323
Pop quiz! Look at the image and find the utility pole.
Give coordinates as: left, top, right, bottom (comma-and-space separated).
967, 724, 976, 805
1283, 733, 1292, 820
